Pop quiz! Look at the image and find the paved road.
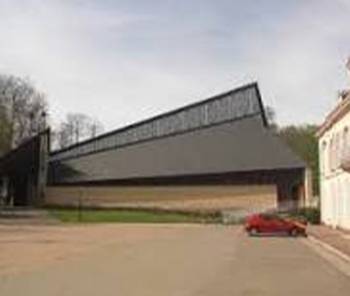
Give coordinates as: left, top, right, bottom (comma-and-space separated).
0, 225, 350, 296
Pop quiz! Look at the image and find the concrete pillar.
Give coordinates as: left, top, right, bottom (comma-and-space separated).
303, 167, 314, 207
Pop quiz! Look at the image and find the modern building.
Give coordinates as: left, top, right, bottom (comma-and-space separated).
317, 90, 350, 229
1, 82, 308, 212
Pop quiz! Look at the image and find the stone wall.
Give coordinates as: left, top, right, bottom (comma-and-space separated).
46, 185, 277, 213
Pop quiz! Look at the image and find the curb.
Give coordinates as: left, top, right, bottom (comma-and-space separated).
308, 235, 350, 264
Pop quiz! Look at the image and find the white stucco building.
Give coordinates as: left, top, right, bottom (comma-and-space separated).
317, 90, 350, 229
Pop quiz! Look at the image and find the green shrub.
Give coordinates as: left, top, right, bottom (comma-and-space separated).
289, 207, 320, 224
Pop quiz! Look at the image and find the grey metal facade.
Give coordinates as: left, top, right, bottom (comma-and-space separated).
0, 130, 50, 206
48, 82, 305, 185
49, 116, 304, 184
50, 83, 263, 162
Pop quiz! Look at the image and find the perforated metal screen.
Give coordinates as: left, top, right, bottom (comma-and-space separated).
51, 84, 262, 161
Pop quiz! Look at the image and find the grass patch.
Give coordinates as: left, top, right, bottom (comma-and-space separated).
48, 208, 218, 224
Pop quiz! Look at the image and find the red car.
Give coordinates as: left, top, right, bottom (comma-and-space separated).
245, 213, 307, 236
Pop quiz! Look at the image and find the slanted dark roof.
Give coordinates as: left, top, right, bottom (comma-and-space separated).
50, 82, 266, 162
49, 82, 305, 184
50, 115, 305, 184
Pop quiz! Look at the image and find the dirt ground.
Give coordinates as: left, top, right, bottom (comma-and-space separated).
1, 224, 350, 295
0, 223, 199, 276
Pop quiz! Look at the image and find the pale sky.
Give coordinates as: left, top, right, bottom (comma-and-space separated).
0, 0, 350, 131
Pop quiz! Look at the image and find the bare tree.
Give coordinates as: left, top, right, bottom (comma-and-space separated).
88, 118, 104, 139
265, 105, 278, 132
0, 74, 48, 152
265, 106, 276, 125
56, 113, 104, 149
0, 104, 11, 155
55, 123, 73, 150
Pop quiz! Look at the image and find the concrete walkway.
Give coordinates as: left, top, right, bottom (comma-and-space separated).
308, 225, 350, 259
0, 207, 58, 225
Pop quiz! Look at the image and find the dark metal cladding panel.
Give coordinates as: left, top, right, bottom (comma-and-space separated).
49, 116, 305, 184
50, 85, 261, 161
0, 130, 50, 206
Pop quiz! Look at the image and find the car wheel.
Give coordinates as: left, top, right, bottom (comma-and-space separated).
289, 228, 298, 237
249, 227, 259, 236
